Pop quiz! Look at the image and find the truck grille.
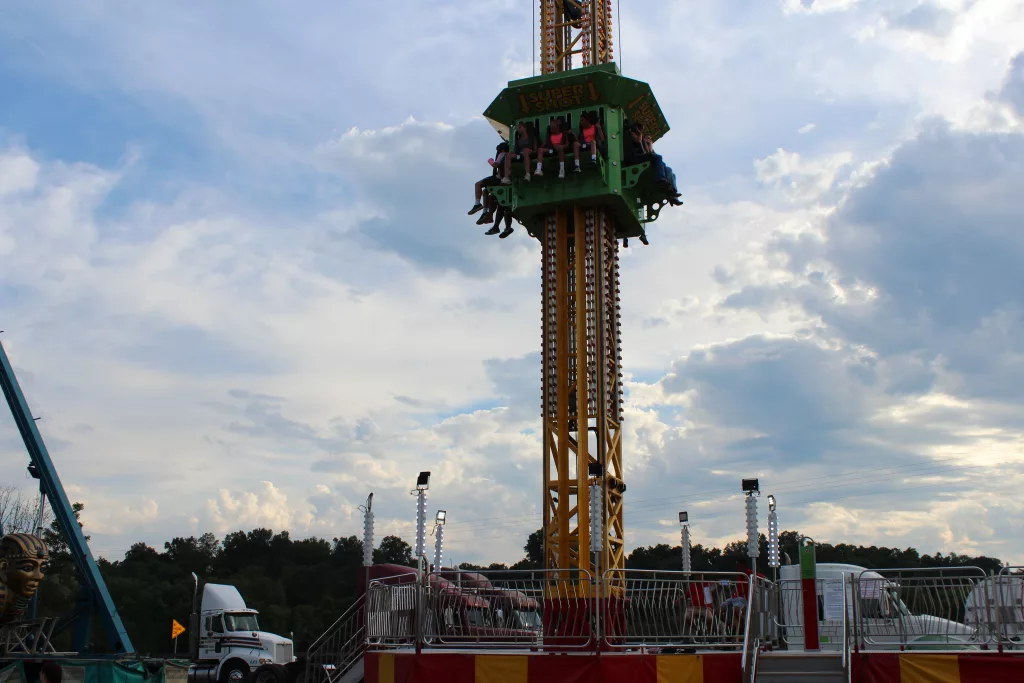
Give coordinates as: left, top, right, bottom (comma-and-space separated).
275, 643, 293, 662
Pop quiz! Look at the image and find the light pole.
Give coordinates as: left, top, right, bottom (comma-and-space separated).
414, 472, 430, 561
412, 472, 430, 655
767, 494, 780, 583
679, 511, 691, 572
433, 510, 446, 570
362, 492, 375, 567
742, 478, 760, 576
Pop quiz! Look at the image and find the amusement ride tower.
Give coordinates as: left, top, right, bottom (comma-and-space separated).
483, 0, 677, 597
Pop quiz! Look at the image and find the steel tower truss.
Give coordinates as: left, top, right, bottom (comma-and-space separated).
538, 1, 624, 582
539, 0, 614, 73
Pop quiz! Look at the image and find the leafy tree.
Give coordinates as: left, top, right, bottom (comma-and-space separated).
373, 535, 412, 566
510, 528, 544, 569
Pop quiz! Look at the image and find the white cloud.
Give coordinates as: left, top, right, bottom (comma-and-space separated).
782, 0, 861, 15
2, 0, 1024, 571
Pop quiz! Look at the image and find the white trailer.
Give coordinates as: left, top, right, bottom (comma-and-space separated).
778, 563, 978, 651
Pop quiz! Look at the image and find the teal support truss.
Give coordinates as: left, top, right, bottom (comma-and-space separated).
0, 339, 135, 654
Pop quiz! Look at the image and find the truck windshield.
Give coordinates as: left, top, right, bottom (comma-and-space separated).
225, 613, 260, 632
516, 610, 542, 629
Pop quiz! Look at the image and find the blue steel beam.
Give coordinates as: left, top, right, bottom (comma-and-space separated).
0, 339, 134, 654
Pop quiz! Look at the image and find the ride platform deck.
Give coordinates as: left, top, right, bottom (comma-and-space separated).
362, 649, 1024, 683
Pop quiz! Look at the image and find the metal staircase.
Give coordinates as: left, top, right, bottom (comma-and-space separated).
305, 595, 366, 683
755, 652, 845, 683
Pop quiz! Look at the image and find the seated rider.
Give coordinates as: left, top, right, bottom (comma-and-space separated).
505, 121, 537, 183
573, 111, 605, 171
468, 141, 509, 223
536, 117, 574, 179
625, 123, 683, 207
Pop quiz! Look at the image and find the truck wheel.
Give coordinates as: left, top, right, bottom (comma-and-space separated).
284, 662, 304, 683
219, 661, 250, 683
252, 665, 287, 683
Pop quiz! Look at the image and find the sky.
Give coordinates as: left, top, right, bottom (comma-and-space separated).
1, 0, 1024, 568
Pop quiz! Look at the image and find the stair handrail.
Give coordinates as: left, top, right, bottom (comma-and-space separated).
305, 593, 366, 683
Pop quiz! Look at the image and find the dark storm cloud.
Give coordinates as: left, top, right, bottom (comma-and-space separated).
315, 119, 533, 278
483, 352, 541, 421
662, 335, 876, 464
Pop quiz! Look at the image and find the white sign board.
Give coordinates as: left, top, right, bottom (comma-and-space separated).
823, 580, 846, 621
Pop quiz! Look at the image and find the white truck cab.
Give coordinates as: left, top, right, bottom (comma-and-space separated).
188, 584, 298, 683
778, 563, 978, 651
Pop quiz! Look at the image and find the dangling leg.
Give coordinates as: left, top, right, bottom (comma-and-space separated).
469, 179, 486, 214
572, 141, 582, 173
477, 191, 495, 224
499, 206, 514, 239
486, 202, 502, 235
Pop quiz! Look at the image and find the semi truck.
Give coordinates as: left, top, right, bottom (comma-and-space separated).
187, 583, 303, 683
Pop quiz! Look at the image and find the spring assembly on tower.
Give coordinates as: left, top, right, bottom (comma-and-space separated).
543, 214, 558, 419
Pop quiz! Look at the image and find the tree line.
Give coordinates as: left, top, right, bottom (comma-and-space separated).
12, 497, 1005, 656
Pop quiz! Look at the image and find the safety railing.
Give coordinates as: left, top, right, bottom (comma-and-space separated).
601, 570, 753, 651
305, 594, 365, 683
422, 569, 593, 649
966, 567, 1024, 650
768, 578, 849, 651
853, 567, 993, 650
366, 574, 420, 645
306, 565, 1024, 662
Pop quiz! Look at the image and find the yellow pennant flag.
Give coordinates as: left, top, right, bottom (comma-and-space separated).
171, 619, 186, 639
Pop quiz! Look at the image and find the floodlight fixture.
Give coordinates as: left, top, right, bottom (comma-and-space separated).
767, 494, 776, 512
679, 511, 688, 524
742, 478, 759, 494
416, 471, 431, 490
436, 510, 447, 525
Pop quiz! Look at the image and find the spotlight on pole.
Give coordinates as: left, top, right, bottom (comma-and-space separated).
743, 479, 760, 573
361, 493, 374, 567
432, 510, 446, 570
679, 511, 691, 573
413, 472, 431, 559
767, 495, 780, 569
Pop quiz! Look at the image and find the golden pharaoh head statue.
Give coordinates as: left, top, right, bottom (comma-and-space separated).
0, 533, 49, 600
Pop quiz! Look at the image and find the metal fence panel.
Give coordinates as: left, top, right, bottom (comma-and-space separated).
969, 567, 1024, 649
600, 570, 752, 651
854, 567, 992, 650
423, 569, 593, 649
770, 578, 849, 652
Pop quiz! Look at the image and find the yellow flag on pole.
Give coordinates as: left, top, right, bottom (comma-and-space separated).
172, 619, 186, 639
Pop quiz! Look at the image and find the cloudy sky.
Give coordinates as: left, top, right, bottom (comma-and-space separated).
2, 0, 1023, 568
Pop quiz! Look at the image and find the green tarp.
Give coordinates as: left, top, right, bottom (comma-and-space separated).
0, 660, 191, 683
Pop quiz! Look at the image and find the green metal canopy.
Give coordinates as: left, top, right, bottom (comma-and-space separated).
483, 62, 670, 143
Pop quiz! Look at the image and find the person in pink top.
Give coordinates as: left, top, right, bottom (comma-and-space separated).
573, 111, 605, 172
536, 118, 574, 179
